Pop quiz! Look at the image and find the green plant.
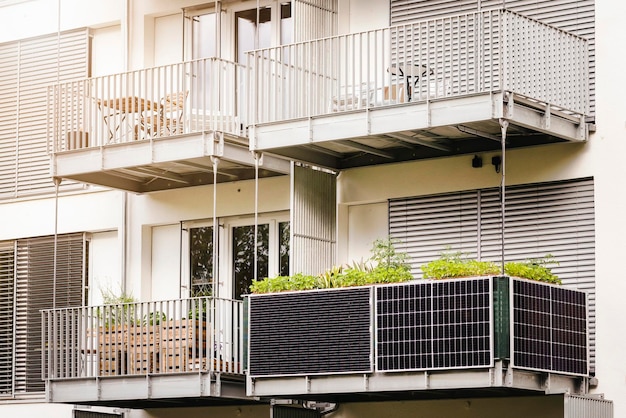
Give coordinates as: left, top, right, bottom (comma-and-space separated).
142, 311, 167, 326
250, 238, 413, 294
421, 251, 560, 284
504, 255, 560, 284
98, 286, 138, 327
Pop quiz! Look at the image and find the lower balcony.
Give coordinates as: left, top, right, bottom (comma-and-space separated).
247, 276, 590, 401
42, 297, 251, 408
48, 57, 290, 193
248, 9, 591, 169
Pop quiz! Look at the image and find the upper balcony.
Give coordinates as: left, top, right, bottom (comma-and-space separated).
248, 9, 591, 169
42, 297, 250, 408
48, 57, 289, 193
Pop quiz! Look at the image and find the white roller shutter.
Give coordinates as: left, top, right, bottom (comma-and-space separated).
14, 233, 86, 393
0, 29, 90, 199
389, 177, 596, 371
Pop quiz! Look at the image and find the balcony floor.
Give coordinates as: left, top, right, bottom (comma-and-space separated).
52, 131, 290, 193
251, 92, 589, 169
247, 364, 589, 402
47, 372, 255, 408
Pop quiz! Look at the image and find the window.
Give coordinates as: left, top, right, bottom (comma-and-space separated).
0, 233, 87, 396
229, 217, 289, 300
192, 12, 217, 59
190, 225, 214, 297
235, 2, 293, 64
187, 215, 289, 300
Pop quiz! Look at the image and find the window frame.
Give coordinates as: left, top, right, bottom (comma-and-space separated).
183, 212, 289, 300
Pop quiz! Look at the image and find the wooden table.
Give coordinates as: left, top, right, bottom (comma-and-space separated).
96, 96, 158, 142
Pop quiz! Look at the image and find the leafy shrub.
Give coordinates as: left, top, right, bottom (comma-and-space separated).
250, 238, 413, 294
421, 251, 560, 284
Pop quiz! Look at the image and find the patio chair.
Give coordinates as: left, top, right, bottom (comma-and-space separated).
136, 91, 188, 138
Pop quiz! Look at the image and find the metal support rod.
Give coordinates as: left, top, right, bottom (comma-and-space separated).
499, 118, 509, 275
253, 152, 260, 283
53, 177, 61, 308
211, 156, 219, 296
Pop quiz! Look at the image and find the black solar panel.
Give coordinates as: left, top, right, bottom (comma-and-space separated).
512, 279, 588, 376
248, 288, 372, 377
377, 278, 492, 371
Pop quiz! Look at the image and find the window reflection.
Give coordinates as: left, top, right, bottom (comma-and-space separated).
232, 224, 269, 299
190, 226, 213, 297
236, 7, 272, 64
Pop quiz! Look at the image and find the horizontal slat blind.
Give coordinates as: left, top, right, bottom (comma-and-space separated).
0, 43, 18, 198
0, 242, 15, 396
390, 0, 480, 24
0, 29, 89, 200
14, 233, 85, 393
389, 177, 595, 370
389, 190, 479, 277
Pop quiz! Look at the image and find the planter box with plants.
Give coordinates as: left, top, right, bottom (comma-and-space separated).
246, 242, 589, 397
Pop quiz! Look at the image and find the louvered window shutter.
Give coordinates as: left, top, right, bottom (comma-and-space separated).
0, 242, 15, 396
389, 177, 595, 370
0, 29, 90, 199
14, 233, 85, 393
389, 191, 479, 277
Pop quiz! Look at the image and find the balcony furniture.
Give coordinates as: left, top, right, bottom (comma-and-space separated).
136, 91, 188, 139
383, 84, 405, 104
66, 130, 89, 150
388, 64, 433, 101
96, 96, 157, 142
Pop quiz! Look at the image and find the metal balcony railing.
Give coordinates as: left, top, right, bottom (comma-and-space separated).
248, 9, 589, 125
48, 58, 246, 152
42, 297, 243, 380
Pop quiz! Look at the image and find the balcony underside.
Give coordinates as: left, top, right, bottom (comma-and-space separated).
51, 131, 290, 193
47, 372, 255, 408
247, 364, 588, 402
252, 92, 589, 170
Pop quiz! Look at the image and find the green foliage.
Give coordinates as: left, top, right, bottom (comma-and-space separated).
98, 287, 138, 327
142, 311, 167, 326
421, 251, 561, 284
250, 238, 413, 294
504, 255, 561, 284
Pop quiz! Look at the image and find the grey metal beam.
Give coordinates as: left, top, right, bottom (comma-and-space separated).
386, 132, 451, 152
338, 140, 394, 159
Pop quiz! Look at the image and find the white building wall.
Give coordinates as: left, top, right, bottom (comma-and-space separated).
590, 0, 626, 415
0, 0, 623, 416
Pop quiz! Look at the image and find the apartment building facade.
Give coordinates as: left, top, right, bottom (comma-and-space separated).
0, 0, 621, 417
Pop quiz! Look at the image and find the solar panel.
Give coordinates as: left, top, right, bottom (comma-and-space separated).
376, 278, 492, 371
248, 287, 372, 377
512, 279, 588, 376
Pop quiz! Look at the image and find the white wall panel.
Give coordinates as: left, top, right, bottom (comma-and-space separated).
151, 224, 182, 301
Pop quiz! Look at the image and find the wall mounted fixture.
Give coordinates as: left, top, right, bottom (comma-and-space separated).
472, 155, 483, 168
492, 156, 502, 173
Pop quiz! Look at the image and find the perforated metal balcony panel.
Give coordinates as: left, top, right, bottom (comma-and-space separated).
248, 287, 372, 377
